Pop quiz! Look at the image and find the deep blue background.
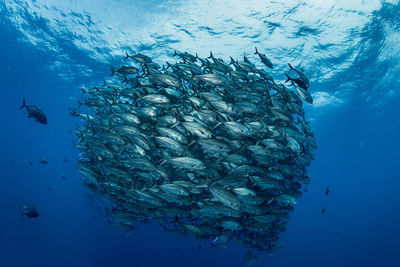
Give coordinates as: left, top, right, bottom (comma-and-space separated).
1, 1, 400, 266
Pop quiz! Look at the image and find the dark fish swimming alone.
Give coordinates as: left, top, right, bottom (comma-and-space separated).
20, 97, 47, 124
39, 158, 48, 164
325, 186, 330, 195
20, 205, 39, 218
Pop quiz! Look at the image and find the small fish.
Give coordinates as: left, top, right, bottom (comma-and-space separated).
289, 79, 313, 104
254, 47, 273, 69
69, 107, 80, 117
173, 50, 197, 63
194, 73, 228, 86
288, 63, 309, 85
20, 205, 39, 218
321, 208, 326, 214
285, 73, 308, 91
60, 174, 67, 180
125, 52, 152, 63
20, 97, 47, 124
325, 186, 330, 195
111, 65, 139, 75
26, 160, 33, 166
110, 222, 136, 232
245, 251, 258, 265
168, 157, 206, 170
39, 158, 48, 164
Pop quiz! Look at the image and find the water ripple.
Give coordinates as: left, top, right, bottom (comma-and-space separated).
2, 0, 400, 111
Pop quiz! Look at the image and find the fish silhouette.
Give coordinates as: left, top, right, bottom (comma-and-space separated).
20, 97, 47, 124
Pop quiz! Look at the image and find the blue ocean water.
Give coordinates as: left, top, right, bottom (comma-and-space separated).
1, 1, 400, 266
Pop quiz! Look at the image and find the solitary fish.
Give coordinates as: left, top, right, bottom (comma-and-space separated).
20, 205, 39, 218
20, 97, 47, 124
325, 186, 330, 195
39, 158, 48, 164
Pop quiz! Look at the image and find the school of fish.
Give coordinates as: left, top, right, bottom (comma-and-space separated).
74, 48, 316, 259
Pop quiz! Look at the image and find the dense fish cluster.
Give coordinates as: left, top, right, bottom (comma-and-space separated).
75, 48, 316, 257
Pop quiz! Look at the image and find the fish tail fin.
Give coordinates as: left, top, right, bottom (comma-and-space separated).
166, 61, 172, 70
195, 52, 199, 58
159, 158, 168, 166
142, 63, 150, 75
170, 215, 180, 225
124, 52, 130, 60
18, 204, 26, 216
108, 119, 114, 131
173, 50, 178, 57
78, 130, 85, 140
288, 63, 294, 71
212, 121, 222, 130
78, 130, 84, 143
193, 67, 200, 76
229, 56, 235, 65
110, 66, 116, 76
122, 75, 128, 83
170, 122, 179, 129
87, 116, 96, 135
208, 51, 214, 59
285, 74, 291, 83
254, 46, 259, 55
203, 59, 210, 69
20, 97, 26, 109
187, 140, 196, 147
80, 88, 86, 96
